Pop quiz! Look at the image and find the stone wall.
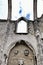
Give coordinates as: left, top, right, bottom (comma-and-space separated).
0, 15, 43, 65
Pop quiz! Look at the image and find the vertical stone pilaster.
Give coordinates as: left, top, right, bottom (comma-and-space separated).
33, 20, 42, 65
33, 0, 42, 65
1, 0, 12, 65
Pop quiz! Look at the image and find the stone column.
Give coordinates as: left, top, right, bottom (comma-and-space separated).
33, 0, 43, 65
2, 0, 12, 65
33, 20, 42, 65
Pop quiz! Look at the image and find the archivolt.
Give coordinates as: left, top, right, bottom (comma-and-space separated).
4, 40, 37, 65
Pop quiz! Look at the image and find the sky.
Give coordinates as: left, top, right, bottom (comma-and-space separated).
0, 0, 8, 19
12, 0, 33, 20
37, 0, 43, 17
0, 0, 43, 20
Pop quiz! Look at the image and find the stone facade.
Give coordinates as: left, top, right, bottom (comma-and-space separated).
0, 15, 43, 65
0, 0, 43, 65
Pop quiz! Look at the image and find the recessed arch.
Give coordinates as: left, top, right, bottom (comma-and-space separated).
6, 40, 36, 56
6, 40, 37, 65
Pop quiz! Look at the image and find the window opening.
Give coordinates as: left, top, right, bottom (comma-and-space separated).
16, 20, 27, 33
37, 0, 43, 18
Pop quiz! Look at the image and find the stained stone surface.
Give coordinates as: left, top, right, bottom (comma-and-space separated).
0, 16, 43, 65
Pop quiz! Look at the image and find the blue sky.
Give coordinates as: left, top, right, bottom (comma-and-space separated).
0, 0, 43, 20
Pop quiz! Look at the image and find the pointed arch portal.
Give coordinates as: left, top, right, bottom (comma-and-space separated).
7, 40, 37, 65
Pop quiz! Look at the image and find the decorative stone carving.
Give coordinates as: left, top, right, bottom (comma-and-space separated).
18, 59, 24, 65
29, 22, 34, 35
4, 54, 7, 62
24, 49, 29, 56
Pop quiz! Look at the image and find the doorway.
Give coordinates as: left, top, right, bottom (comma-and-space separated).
7, 40, 37, 65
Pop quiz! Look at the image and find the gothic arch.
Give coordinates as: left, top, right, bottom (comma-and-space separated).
4, 40, 37, 65
6, 40, 36, 56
